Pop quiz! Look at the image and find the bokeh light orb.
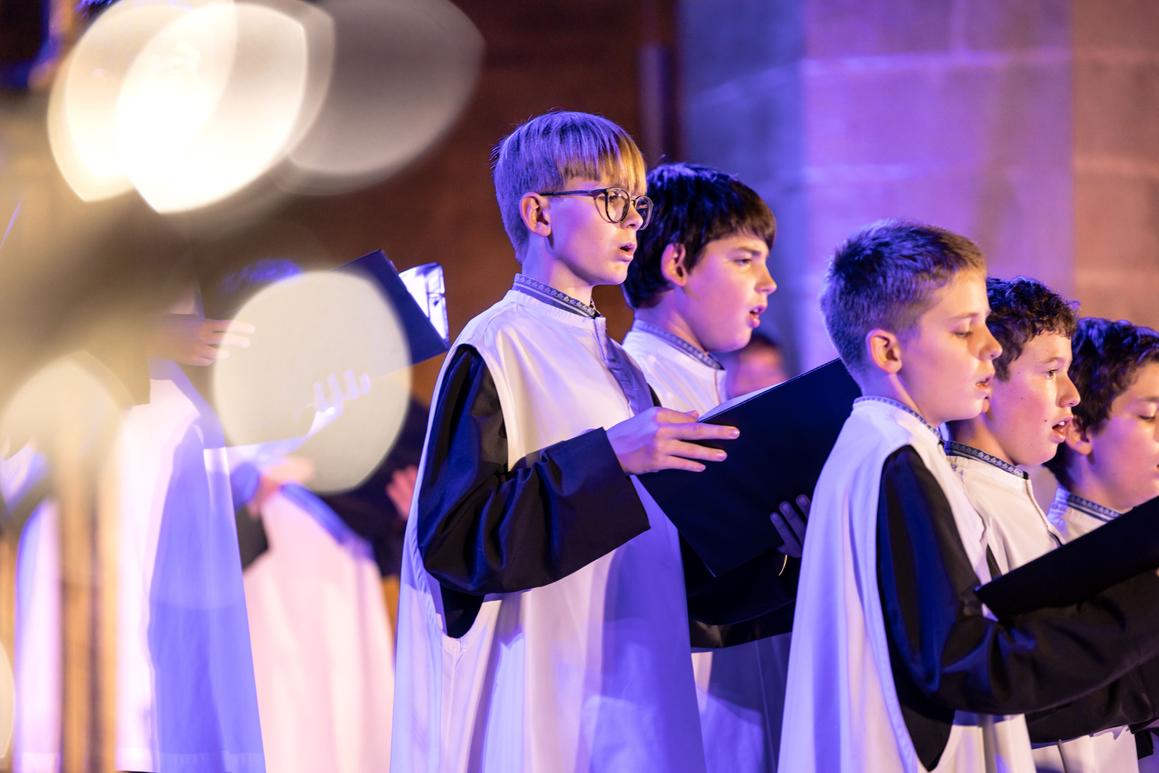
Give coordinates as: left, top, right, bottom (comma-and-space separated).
0, 641, 11, 761
0, 354, 126, 459
280, 0, 484, 194
118, 2, 313, 212
46, 0, 207, 201
211, 271, 411, 492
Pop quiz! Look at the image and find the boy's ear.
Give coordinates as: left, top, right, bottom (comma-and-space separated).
518, 193, 552, 237
866, 328, 903, 374
658, 243, 689, 287
1063, 422, 1094, 457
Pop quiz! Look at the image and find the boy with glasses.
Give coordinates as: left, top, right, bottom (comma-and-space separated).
391, 111, 737, 773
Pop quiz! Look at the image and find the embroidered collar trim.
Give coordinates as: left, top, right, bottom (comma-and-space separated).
631, 320, 723, 370
944, 441, 1027, 479
855, 396, 942, 440
512, 274, 599, 319
1059, 489, 1121, 523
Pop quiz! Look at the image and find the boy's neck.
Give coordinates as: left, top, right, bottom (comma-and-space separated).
1064, 462, 1129, 513
857, 370, 941, 427
945, 416, 1016, 466
520, 252, 595, 305
633, 303, 708, 353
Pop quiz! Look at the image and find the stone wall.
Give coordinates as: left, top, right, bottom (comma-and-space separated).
681, 0, 1157, 370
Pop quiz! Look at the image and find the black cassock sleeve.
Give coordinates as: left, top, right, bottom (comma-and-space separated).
876, 446, 1159, 769
684, 542, 798, 649
416, 345, 651, 637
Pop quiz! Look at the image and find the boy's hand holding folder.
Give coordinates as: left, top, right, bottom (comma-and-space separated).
608, 407, 739, 474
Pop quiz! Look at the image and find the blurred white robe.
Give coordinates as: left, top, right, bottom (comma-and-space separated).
113, 359, 264, 773
242, 484, 394, 773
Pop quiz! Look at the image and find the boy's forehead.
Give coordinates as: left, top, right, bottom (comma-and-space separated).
705, 232, 770, 257
1117, 361, 1159, 405
925, 270, 989, 318
1018, 331, 1072, 363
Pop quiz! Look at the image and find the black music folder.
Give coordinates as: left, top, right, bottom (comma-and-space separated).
976, 496, 1159, 618
340, 250, 450, 366
639, 359, 861, 576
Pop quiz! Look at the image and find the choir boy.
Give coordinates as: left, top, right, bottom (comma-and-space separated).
1045, 317, 1159, 538
621, 161, 803, 773
780, 221, 1159, 772
391, 111, 739, 773
944, 277, 1144, 771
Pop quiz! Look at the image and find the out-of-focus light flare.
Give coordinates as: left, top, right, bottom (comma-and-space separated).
118, 3, 312, 212
279, 0, 484, 194
211, 272, 411, 493
0, 354, 126, 460
47, 0, 334, 213
46, 0, 202, 201
0, 641, 11, 761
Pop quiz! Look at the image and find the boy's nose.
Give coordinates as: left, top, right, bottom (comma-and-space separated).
981, 327, 1002, 361
623, 203, 644, 231
1059, 374, 1080, 408
758, 264, 777, 295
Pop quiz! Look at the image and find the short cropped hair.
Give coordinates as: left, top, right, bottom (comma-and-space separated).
820, 220, 986, 371
622, 162, 776, 309
491, 111, 646, 258
986, 276, 1078, 380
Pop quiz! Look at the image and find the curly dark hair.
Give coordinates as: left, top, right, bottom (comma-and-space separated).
986, 276, 1078, 380
1045, 317, 1159, 486
622, 163, 775, 309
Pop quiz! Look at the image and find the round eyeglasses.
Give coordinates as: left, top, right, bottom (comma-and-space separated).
536, 187, 653, 230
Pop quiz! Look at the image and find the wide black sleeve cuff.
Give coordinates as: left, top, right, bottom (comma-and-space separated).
685, 542, 798, 648
1027, 628, 1159, 742
417, 345, 650, 599
877, 446, 1159, 768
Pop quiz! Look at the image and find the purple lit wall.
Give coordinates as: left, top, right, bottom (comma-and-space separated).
679, 0, 1159, 371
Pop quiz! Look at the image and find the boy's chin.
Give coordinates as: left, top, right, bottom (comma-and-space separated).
941, 397, 988, 424
590, 262, 631, 287
709, 328, 752, 356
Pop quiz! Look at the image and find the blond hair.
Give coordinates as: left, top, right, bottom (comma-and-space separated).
491, 111, 646, 258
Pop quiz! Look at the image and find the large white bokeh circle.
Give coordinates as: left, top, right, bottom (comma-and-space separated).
116, 3, 311, 212
211, 272, 411, 492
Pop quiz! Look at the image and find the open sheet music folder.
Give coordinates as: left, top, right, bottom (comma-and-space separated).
975, 496, 1159, 619
340, 250, 450, 366
638, 359, 861, 577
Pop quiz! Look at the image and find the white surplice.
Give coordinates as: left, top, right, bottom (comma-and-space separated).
392, 289, 706, 773
623, 325, 790, 773
1005, 484, 1141, 773
242, 484, 394, 773
946, 446, 1062, 575
113, 360, 264, 773
1047, 487, 1123, 542
779, 399, 1033, 772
